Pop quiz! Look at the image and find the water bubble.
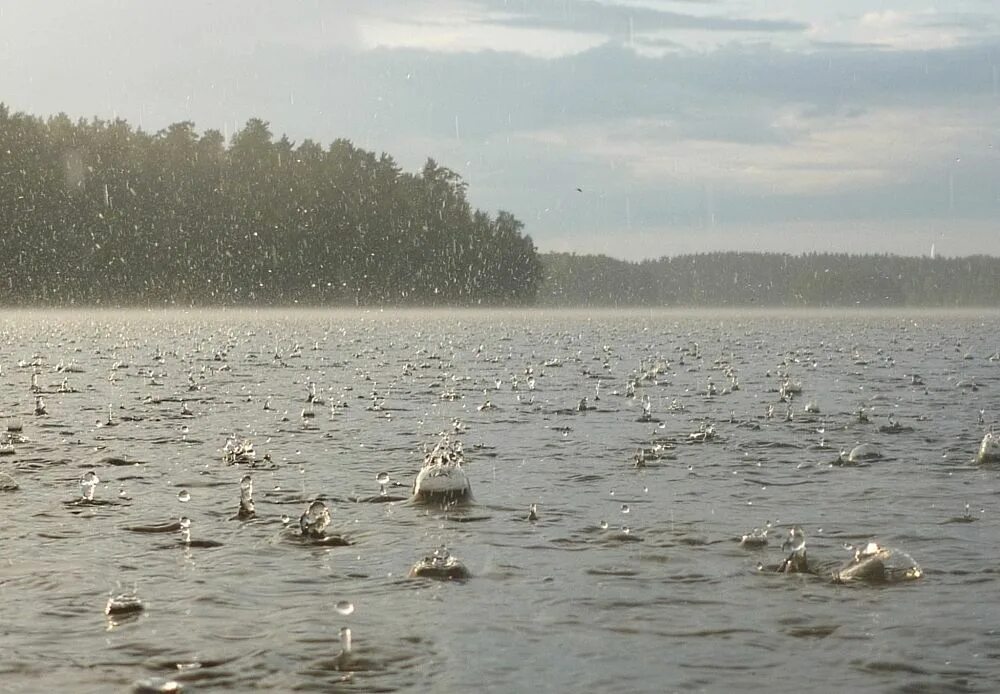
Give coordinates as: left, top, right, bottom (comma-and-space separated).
281, 514, 291, 525
621, 503, 631, 514
335, 600, 355, 615
599, 520, 609, 530
177, 489, 191, 503
80, 471, 99, 501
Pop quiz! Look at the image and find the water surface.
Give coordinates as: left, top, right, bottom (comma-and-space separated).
1, 308, 999, 693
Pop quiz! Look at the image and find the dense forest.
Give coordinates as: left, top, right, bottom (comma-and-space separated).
0, 104, 542, 305
540, 252, 1000, 306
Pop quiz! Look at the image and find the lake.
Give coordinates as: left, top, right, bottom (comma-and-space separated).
1, 308, 998, 693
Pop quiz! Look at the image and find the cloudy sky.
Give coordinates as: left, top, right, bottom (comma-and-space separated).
1, 1, 998, 259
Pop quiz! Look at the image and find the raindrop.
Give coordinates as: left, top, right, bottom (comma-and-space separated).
177, 489, 191, 503
621, 504, 631, 514
376, 471, 390, 495
599, 520, 609, 530
80, 471, 99, 501
335, 600, 355, 616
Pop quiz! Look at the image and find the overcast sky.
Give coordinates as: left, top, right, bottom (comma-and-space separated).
1, 1, 998, 259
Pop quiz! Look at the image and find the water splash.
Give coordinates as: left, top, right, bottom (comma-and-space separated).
80, 471, 99, 501
237, 475, 255, 519
408, 546, 470, 580
376, 471, 390, 496
299, 500, 331, 538
179, 516, 192, 545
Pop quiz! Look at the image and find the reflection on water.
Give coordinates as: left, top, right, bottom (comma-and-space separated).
0, 308, 999, 692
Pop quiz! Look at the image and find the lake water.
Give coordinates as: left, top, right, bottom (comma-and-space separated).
1, 308, 999, 693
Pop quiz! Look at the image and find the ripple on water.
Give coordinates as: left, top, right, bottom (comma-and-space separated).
1, 309, 998, 692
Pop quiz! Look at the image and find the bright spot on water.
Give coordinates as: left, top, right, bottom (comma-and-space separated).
335, 600, 355, 615
621, 504, 630, 514
80, 471, 99, 500
177, 489, 191, 502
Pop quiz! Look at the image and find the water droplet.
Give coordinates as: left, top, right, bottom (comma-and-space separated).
177, 489, 191, 503
599, 520, 609, 530
375, 472, 390, 485
335, 600, 355, 615
281, 514, 291, 525
80, 470, 99, 501
179, 516, 192, 544
621, 503, 630, 514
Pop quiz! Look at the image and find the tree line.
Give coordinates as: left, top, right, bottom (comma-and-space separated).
540, 251, 1000, 306
0, 104, 542, 305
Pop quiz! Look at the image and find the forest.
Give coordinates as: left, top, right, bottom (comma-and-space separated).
1, 104, 997, 308
540, 252, 1000, 306
0, 104, 541, 305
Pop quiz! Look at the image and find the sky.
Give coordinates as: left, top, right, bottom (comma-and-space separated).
1, 0, 998, 260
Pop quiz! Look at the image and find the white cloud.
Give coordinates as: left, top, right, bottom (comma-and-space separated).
514, 104, 989, 195
359, 17, 605, 57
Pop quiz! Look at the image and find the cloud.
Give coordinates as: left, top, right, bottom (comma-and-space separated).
480, 0, 808, 36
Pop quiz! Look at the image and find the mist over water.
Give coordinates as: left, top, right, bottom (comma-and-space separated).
1, 307, 999, 693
